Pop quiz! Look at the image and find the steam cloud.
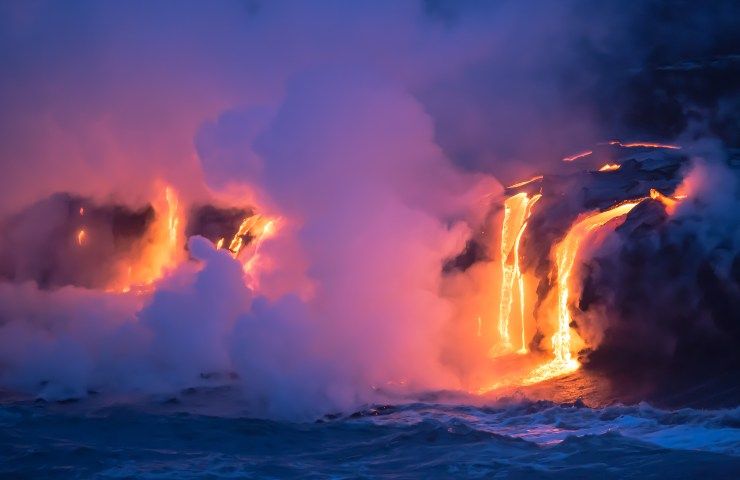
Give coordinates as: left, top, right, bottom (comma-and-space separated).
0, 0, 738, 416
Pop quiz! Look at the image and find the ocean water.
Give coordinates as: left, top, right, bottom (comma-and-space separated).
2, 397, 739, 479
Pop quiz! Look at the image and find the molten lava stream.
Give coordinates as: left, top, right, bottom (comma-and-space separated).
562, 150, 593, 162
219, 213, 279, 289
523, 199, 643, 384
108, 184, 184, 294
493, 192, 541, 356
608, 140, 681, 150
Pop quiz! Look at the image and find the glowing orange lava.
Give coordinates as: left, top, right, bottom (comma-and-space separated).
221, 214, 280, 288
493, 192, 541, 355
165, 186, 179, 248
608, 140, 681, 150
507, 175, 544, 189
76, 229, 87, 246
649, 188, 689, 215
523, 199, 644, 384
562, 150, 593, 162
108, 184, 184, 294
598, 163, 621, 172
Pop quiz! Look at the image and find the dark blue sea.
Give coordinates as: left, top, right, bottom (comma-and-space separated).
2, 393, 739, 479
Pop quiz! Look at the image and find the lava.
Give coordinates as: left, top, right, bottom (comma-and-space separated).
562, 150, 593, 162
523, 199, 644, 384
493, 191, 541, 355
649, 188, 685, 214
214, 213, 281, 287
507, 175, 544, 189
598, 163, 621, 172
608, 140, 681, 150
165, 186, 179, 248
76, 229, 87, 246
108, 185, 184, 293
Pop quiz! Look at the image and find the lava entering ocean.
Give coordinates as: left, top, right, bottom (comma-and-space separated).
481, 141, 690, 390
5, 183, 280, 296
521, 199, 643, 385
0, 139, 685, 402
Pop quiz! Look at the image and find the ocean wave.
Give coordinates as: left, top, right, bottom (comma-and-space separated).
2, 398, 739, 478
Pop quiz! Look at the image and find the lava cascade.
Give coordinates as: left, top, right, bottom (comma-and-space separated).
494, 192, 540, 355
522, 199, 643, 384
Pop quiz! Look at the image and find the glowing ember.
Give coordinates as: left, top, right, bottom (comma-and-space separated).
76, 229, 87, 246
562, 150, 593, 162
507, 175, 544, 189
216, 237, 225, 249
79, 207, 85, 216
524, 199, 644, 384
598, 163, 621, 172
493, 192, 541, 355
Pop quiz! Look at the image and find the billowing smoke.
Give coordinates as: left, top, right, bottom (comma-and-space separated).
0, 0, 737, 417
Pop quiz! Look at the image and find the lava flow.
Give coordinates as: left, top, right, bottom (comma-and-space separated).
608, 140, 681, 150
562, 150, 593, 162
523, 199, 644, 384
108, 185, 184, 293
223, 214, 279, 287
493, 192, 541, 355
